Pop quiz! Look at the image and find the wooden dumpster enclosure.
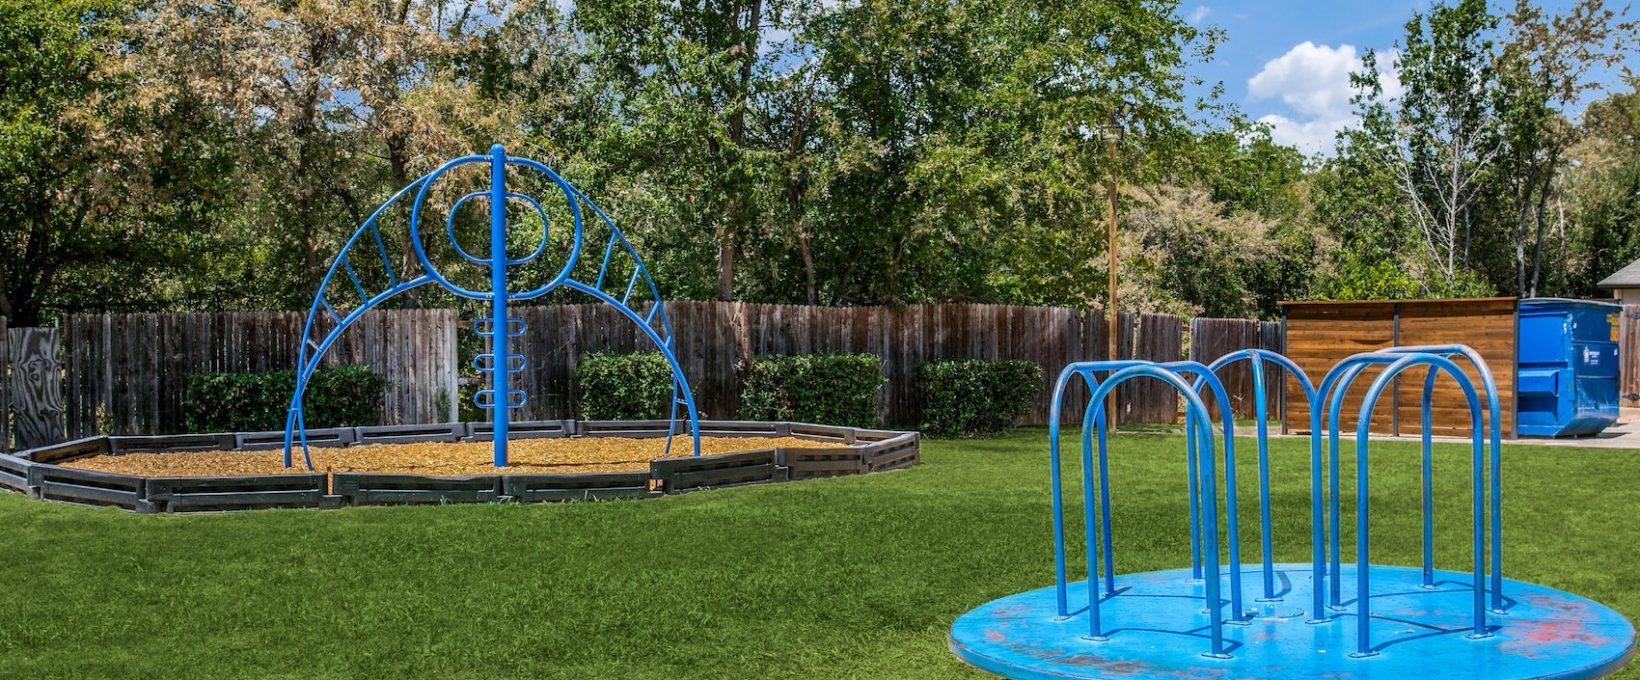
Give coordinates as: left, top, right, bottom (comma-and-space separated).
1281, 297, 1518, 438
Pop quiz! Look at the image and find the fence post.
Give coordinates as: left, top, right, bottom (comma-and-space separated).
1623, 305, 1640, 408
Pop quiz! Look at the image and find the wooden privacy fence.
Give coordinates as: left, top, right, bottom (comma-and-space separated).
1280, 298, 1519, 437
508, 302, 1184, 427
1188, 318, 1286, 420
59, 310, 458, 439
1622, 305, 1640, 408
8, 303, 1312, 440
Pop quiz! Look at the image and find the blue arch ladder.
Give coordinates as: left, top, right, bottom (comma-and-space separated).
281, 144, 702, 470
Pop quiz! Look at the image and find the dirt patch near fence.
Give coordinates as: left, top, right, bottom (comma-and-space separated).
60, 435, 838, 477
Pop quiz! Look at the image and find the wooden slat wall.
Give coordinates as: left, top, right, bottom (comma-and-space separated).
1281, 298, 1518, 437
61, 310, 458, 437
50, 304, 1217, 435
1622, 305, 1640, 408
1395, 299, 1517, 437
510, 303, 1185, 428
0, 315, 7, 451
1283, 302, 1398, 434
1189, 317, 1286, 419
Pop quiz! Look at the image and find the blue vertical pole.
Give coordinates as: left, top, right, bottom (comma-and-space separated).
1081, 401, 1104, 639
1251, 355, 1276, 601
1422, 370, 1437, 588
1186, 413, 1203, 580
1307, 380, 1326, 623
489, 143, 510, 467
1047, 369, 1072, 617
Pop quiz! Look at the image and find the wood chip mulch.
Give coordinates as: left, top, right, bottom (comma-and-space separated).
60, 435, 839, 478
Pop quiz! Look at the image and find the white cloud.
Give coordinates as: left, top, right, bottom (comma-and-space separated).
1187, 6, 1212, 24
1246, 42, 1401, 156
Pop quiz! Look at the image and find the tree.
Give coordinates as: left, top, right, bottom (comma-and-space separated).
1351, 0, 1501, 294
1563, 82, 1640, 296
0, 0, 240, 325
134, 0, 513, 307
800, 0, 1216, 308
574, 0, 810, 301
1493, 0, 1636, 296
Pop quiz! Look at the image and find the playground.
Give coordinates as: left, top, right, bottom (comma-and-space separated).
9, 0, 1640, 675
0, 146, 1629, 678
0, 429, 1635, 678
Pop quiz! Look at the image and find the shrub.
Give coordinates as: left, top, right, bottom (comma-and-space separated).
576, 352, 676, 420
739, 354, 885, 428
182, 365, 388, 433
918, 359, 1043, 437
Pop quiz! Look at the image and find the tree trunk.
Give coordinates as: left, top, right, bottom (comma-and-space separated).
387, 135, 421, 308
717, 225, 736, 301
799, 231, 816, 305
1527, 150, 1559, 298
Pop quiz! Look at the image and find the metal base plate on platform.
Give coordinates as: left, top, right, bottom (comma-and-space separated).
950, 564, 1635, 680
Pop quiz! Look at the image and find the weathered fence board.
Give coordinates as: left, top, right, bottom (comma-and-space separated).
1622, 305, 1640, 408
507, 302, 1185, 427
1189, 318, 1286, 419
0, 315, 8, 451
61, 310, 458, 437
9, 326, 64, 448
40, 303, 1230, 435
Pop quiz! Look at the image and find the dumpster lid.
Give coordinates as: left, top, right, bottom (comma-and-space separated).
1520, 297, 1621, 310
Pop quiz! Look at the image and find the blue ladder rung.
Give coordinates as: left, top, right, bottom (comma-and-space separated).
472, 317, 526, 337
473, 389, 527, 409
473, 353, 527, 373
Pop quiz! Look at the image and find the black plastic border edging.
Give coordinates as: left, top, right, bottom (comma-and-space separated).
651, 449, 783, 493
29, 464, 150, 512
147, 474, 328, 512
332, 473, 501, 506
0, 421, 919, 513
502, 471, 656, 502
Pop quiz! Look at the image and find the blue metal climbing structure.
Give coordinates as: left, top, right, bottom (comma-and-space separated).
281, 144, 701, 470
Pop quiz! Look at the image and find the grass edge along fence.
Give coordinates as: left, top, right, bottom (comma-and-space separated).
41, 305, 1283, 438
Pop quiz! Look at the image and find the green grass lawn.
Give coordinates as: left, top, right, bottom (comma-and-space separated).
1, 430, 1637, 679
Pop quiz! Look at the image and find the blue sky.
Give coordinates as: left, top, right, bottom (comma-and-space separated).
1185, 0, 1640, 156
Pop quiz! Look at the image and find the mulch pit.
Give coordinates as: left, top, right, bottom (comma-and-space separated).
61, 435, 837, 477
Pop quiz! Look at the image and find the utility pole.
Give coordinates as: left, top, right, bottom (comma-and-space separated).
1103, 107, 1125, 430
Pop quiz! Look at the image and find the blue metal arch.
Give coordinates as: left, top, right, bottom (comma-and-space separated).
1047, 361, 1239, 658
1194, 349, 1328, 623
1349, 352, 1492, 657
1316, 347, 1503, 613
282, 145, 702, 471
1315, 350, 1496, 657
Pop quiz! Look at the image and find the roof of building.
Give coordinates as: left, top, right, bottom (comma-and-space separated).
1598, 259, 1640, 289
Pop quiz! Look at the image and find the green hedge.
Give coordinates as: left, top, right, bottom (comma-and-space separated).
918, 359, 1043, 437
739, 354, 884, 428
182, 366, 388, 433
576, 352, 675, 420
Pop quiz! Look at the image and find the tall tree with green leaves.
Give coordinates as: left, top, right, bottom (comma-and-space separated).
575, 0, 812, 301
0, 0, 239, 324
1494, 0, 1636, 296
1350, 0, 1501, 295
134, 0, 514, 307
802, 0, 1217, 307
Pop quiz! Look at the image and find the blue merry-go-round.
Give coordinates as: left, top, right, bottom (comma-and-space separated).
949, 346, 1635, 679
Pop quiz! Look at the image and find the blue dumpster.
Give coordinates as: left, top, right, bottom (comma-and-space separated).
1516, 298, 1621, 437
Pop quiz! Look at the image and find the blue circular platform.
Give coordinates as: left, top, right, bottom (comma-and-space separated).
950, 564, 1635, 679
